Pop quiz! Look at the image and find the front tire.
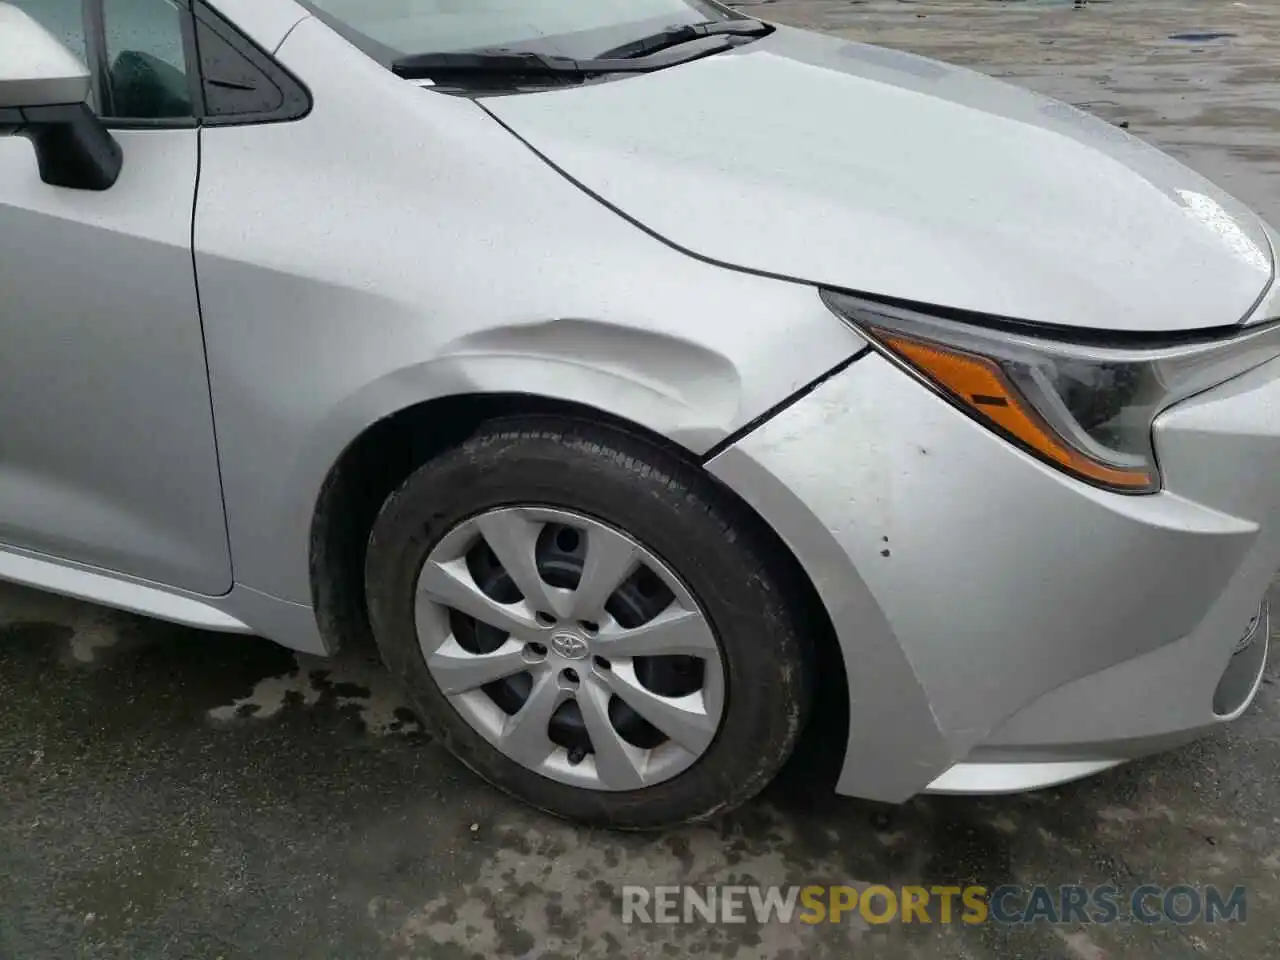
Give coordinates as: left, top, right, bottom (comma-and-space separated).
365, 416, 813, 829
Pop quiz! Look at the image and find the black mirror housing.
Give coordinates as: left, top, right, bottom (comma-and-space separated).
8, 103, 123, 191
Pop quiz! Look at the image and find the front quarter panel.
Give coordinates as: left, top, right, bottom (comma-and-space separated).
193, 18, 863, 609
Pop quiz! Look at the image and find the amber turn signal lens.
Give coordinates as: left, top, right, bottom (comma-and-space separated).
876, 331, 1154, 491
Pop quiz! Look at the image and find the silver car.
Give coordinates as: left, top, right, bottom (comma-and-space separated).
1, 0, 1276, 828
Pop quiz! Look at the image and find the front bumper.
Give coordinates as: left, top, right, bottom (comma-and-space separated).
707, 350, 1280, 802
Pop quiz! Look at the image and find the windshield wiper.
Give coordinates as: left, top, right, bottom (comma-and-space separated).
596, 19, 772, 61
391, 21, 770, 84
393, 50, 666, 83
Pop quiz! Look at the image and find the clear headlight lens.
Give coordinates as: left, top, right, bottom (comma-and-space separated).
823, 290, 1280, 493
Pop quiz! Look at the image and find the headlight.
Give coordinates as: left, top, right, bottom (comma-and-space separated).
822, 290, 1280, 493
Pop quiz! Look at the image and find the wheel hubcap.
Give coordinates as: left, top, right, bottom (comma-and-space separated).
413, 506, 726, 791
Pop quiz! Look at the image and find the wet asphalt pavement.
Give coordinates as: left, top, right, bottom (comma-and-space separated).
4, 2, 1280, 958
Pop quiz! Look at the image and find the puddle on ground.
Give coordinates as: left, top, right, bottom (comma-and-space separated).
208, 650, 424, 736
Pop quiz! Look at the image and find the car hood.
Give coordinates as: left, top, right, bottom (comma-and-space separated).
482, 27, 1274, 333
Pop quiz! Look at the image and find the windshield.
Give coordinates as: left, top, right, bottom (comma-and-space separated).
296, 0, 743, 65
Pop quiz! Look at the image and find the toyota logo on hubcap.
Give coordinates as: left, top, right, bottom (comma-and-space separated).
551, 631, 590, 660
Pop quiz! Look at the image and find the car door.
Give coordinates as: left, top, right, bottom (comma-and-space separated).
0, 0, 232, 595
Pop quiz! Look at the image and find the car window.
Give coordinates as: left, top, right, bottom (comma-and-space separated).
12, 0, 194, 121
102, 0, 194, 119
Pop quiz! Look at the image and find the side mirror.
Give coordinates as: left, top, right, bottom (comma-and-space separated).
0, 3, 122, 190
